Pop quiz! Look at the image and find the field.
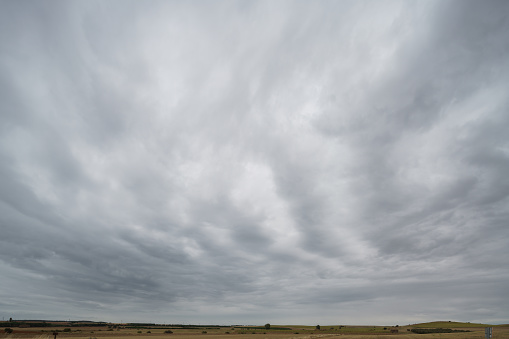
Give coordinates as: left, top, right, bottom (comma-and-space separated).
2, 322, 509, 339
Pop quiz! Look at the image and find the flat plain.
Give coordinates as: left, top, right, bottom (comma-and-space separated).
2, 322, 509, 339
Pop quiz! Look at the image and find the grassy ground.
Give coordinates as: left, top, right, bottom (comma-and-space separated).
2, 324, 509, 339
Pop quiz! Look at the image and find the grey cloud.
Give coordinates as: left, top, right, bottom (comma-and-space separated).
1, 0, 508, 326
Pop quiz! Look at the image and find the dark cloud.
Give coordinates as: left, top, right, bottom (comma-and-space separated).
1, 0, 508, 325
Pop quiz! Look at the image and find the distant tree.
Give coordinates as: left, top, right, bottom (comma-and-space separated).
316, 325, 320, 330
264, 324, 270, 330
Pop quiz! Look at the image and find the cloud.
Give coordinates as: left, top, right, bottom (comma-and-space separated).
1, 0, 508, 325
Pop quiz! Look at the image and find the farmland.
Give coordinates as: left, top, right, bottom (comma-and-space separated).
2, 322, 509, 339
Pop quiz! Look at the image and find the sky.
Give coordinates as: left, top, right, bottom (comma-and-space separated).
1, 0, 508, 326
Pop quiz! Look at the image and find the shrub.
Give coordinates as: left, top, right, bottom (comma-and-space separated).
164, 330, 173, 334
137, 331, 142, 333
4, 328, 13, 334
64, 328, 71, 332
147, 331, 151, 333
202, 331, 207, 334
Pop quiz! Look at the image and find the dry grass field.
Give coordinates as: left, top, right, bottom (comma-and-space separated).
2, 323, 509, 339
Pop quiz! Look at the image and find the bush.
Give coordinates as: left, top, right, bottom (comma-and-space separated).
202, 331, 207, 334
137, 331, 142, 333
4, 328, 13, 334
64, 328, 71, 332
147, 331, 151, 333
164, 330, 173, 334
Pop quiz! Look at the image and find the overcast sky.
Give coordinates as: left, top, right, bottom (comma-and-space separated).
1, 0, 508, 326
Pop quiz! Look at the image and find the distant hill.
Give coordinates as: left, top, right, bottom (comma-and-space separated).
409, 321, 491, 328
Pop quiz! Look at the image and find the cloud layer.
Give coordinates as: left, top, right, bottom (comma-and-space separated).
1, 0, 508, 325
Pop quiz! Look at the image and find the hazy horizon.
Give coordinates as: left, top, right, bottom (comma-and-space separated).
2, 318, 504, 327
